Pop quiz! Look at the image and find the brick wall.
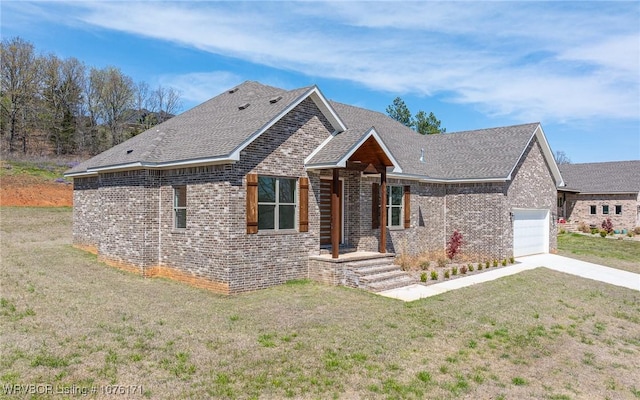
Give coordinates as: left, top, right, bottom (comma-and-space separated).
96, 170, 159, 271
506, 136, 558, 253
72, 176, 100, 253
445, 182, 507, 260
220, 97, 334, 293
563, 192, 638, 230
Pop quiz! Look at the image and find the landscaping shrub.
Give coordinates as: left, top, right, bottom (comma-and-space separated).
509, 256, 515, 264
451, 266, 458, 275
437, 258, 447, 269
430, 270, 438, 280
601, 218, 613, 234
501, 259, 507, 266
420, 273, 427, 283
460, 265, 467, 274
634, 227, 640, 235
446, 230, 464, 260
419, 260, 430, 270
467, 263, 474, 272
559, 228, 566, 234
493, 260, 498, 268
590, 228, 599, 235
444, 269, 450, 279
599, 230, 607, 238
485, 261, 490, 269
477, 263, 483, 271
578, 221, 590, 233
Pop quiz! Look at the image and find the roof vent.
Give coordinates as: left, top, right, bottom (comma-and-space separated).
228, 87, 239, 94
127, 149, 133, 155
419, 148, 425, 163
269, 95, 283, 104
238, 102, 250, 110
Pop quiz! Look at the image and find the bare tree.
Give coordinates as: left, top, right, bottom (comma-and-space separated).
0, 37, 41, 153
152, 85, 182, 123
89, 66, 135, 146
554, 150, 572, 165
41, 55, 85, 154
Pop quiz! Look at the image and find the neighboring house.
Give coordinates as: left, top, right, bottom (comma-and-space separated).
65, 81, 563, 294
558, 161, 640, 230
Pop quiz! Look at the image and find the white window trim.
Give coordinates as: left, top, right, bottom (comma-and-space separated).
173, 186, 187, 229
258, 176, 298, 231
386, 185, 404, 228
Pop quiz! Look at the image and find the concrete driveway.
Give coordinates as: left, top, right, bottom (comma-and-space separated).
379, 254, 640, 302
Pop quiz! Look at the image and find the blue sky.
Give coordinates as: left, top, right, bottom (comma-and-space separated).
3, 1, 639, 163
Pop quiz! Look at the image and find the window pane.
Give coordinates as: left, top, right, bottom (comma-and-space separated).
590, 205, 596, 214
602, 205, 609, 214
279, 178, 296, 203
258, 204, 275, 229
391, 207, 401, 226
615, 205, 622, 214
258, 177, 276, 202
389, 186, 402, 205
174, 186, 186, 207
279, 205, 295, 229
175, 209, 186, 229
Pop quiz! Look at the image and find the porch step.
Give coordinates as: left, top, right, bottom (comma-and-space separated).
366, 275, 416, 292
344, 257, 415, 292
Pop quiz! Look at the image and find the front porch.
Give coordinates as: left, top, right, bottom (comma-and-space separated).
308, 251, 415, 292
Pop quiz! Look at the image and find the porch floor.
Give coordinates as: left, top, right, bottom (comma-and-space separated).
309, 251, 395, 263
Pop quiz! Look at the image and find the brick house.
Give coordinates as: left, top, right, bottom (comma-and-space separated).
65, 81, 563, 294
558, 161, 640, 231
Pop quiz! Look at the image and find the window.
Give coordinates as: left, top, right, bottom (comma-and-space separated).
258, 176, 296, 230
173, 186, 187, 229
615, 205, 622, 215
602, 205, 609, 215
589, 205, 596, 215
387, 186, 403, 227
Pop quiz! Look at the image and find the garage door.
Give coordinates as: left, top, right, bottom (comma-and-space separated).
513, 209, 549, 257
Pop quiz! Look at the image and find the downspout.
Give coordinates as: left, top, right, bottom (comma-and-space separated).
443, 185, 447, 250
157, 180, 162, 272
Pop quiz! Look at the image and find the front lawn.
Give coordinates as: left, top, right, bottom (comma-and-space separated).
1, 207, 639, 399
558, 232, 640, 273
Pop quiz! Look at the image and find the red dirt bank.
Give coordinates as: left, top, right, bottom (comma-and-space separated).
0, 175, 73, 207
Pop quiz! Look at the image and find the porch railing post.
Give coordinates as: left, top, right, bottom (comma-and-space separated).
379, 168, 387, 253
331, 168, 340, 259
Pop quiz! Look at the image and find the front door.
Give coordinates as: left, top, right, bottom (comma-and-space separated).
319, 179, 343, 245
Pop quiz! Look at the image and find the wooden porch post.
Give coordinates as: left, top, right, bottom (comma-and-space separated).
331, 168, 340, 259
379, 168, 387, 253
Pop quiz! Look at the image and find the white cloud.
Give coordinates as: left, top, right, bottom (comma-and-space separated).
157, 71, 242, 104
60, 1, 640, 122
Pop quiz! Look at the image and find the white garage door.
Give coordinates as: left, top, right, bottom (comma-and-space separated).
513, 209, 549, 257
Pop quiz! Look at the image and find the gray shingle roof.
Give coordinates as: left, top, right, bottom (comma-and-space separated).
67, 81, 552, 182
322, 102, 541, 180
67, 81, 311, 174
559, 161, 640, 193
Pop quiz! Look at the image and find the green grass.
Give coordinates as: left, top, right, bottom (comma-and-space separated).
1, 207, 639, 399
0, 159, 72, 182
558, 232, 640, 273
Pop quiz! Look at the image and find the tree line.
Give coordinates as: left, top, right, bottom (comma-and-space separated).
386, 97, 446, 135
1, 36, 182, 156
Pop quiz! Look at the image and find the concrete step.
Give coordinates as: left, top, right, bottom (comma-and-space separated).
366, 275, 416, 292
352, 264, 400, 276
359, 270, 410, 284
345, 257, 397, 269
346, 259, 415, 292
